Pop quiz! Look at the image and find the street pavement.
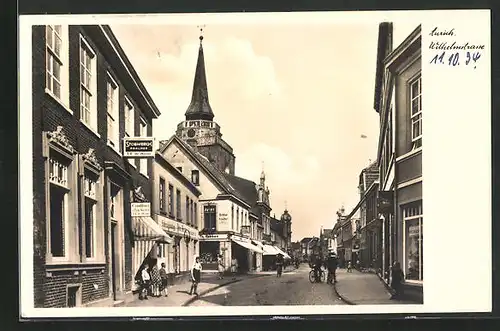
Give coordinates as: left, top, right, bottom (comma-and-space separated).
188, 264, 345, 306
334, 268, 417, 305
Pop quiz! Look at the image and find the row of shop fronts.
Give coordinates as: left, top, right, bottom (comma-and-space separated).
333, 23, 423, 303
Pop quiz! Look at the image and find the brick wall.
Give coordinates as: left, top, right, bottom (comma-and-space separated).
32, 25, 156, 307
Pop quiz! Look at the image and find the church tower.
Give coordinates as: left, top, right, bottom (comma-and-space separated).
175, 28, 236, 175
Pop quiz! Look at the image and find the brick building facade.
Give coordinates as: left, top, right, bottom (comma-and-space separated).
31, 24, 161, 307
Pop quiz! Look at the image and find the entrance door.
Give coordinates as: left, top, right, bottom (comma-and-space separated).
252, 252, 257, 270
111, 222, 118, 301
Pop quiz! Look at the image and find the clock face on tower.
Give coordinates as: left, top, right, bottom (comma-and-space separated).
187, 129, 196, 138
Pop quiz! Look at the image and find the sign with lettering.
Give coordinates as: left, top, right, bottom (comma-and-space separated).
123, 137, 155, 158
159, 216, 199, 240
200, 234, 228, 241
131, 202, 150, 217
218, 212, 229, 224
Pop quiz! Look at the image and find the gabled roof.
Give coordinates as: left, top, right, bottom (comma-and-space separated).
158, 134, 246, 204
223, 173, 260, 215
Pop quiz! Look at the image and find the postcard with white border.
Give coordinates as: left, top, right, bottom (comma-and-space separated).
18, 10, 491, 318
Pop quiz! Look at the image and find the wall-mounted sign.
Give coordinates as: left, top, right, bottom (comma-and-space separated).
200, 234, 228, 241
218, 212, 229, 224
159, 215, 198, 240
131, 202, 150, 217
377, 191, 394, 214
123, 137, 155, 158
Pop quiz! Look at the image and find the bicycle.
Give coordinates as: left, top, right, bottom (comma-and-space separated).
309, 268, 326, 283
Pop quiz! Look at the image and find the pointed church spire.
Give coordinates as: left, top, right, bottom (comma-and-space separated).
185, 26, 215, 121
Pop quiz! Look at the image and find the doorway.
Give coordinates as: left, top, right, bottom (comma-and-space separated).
111, 222, 119, 300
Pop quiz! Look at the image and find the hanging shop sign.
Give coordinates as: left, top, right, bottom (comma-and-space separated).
123, 137, 155, 158
377, 191, 394, 214
131, 202, 151, 217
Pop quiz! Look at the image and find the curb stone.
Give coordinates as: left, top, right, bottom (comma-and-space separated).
333, 283, 355, 305
182, 274, 272, 306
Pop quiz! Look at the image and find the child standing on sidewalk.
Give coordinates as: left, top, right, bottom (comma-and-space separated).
159, 262, 168, 297
217, 254, 225, 280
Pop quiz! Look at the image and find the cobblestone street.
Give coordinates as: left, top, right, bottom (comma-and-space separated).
188, 265, 345, 306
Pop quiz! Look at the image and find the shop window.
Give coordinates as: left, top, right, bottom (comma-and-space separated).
403, 201, 423, 281
66, 284, 81, 308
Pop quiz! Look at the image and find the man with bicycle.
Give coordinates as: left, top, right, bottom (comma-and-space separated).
326, 251, 339, 284
312, 254, 323, 283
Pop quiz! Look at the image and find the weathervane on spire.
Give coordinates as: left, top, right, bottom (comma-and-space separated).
197, 24, 206, 43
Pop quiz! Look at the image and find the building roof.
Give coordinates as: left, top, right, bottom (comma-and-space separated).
359, 160, 380, 193
322, 228, 335, 239
291, 242, 301, 249
300, 237, 313, 244
270, 217, 282, 233
223, 173, 260, 215
158, 134, 247, 205
184, 35, 214, 121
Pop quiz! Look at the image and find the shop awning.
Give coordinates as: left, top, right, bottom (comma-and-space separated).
133, 216, 173, 244
262, 244, 281, 256
274, 247, 292, 259
231, 238, 264, 253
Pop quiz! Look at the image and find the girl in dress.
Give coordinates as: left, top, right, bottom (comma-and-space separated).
150, 263, 162, 297
189, 257, 202, 296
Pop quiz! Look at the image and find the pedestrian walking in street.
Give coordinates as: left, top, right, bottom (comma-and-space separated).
189, 256, 202, 296
150, 264, 162, 297
276, 253, 284, 277
326, 252, 338, 284
231, 257, 238, 280
312, 254, 323, 282
347, 261, 352, 273
217, 254, 225, 280
390, 261, 405, 300
159, 262, 168, 297
139, 265, 151, 300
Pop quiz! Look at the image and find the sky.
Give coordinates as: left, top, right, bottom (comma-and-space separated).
111, 21, 417, 241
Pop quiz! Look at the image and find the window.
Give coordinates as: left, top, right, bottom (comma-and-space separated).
189, 199, 194, 226
106, 74, 119, 149
191, 170, 200, 185
231, 205, 234, 230
49, 153, 71, 258
168, 184, 174, 217
236, 207, 239, 232
194, 202, 198, 228
403, 201, 423, 281
124, 97, 134, 138
410, 76, 422, 148
159, 178, 166, 213
185, 196, 190, 224
203, 205, 216, 231
83, 171, 98, 258
138, 117, 148, 176
176, 189, 181, 220
46, 25, 68, 101
80, 37, 97, 131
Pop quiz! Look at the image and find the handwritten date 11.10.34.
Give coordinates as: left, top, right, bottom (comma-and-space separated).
430, 51, 481, 69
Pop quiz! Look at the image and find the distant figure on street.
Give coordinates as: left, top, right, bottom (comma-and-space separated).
139, 265, 151, 300
276, 253, 284, 277
159, 262, 168, 297
217, 254, 225, 280
390, 261, 405, 300
189, 256, 202, 296
326, 252, 339, 284
231, 257, 238, 280
347, 261, 352, 273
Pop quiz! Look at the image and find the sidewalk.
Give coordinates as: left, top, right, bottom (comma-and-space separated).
120, 267, 294, 307
333, 269, 417, 305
